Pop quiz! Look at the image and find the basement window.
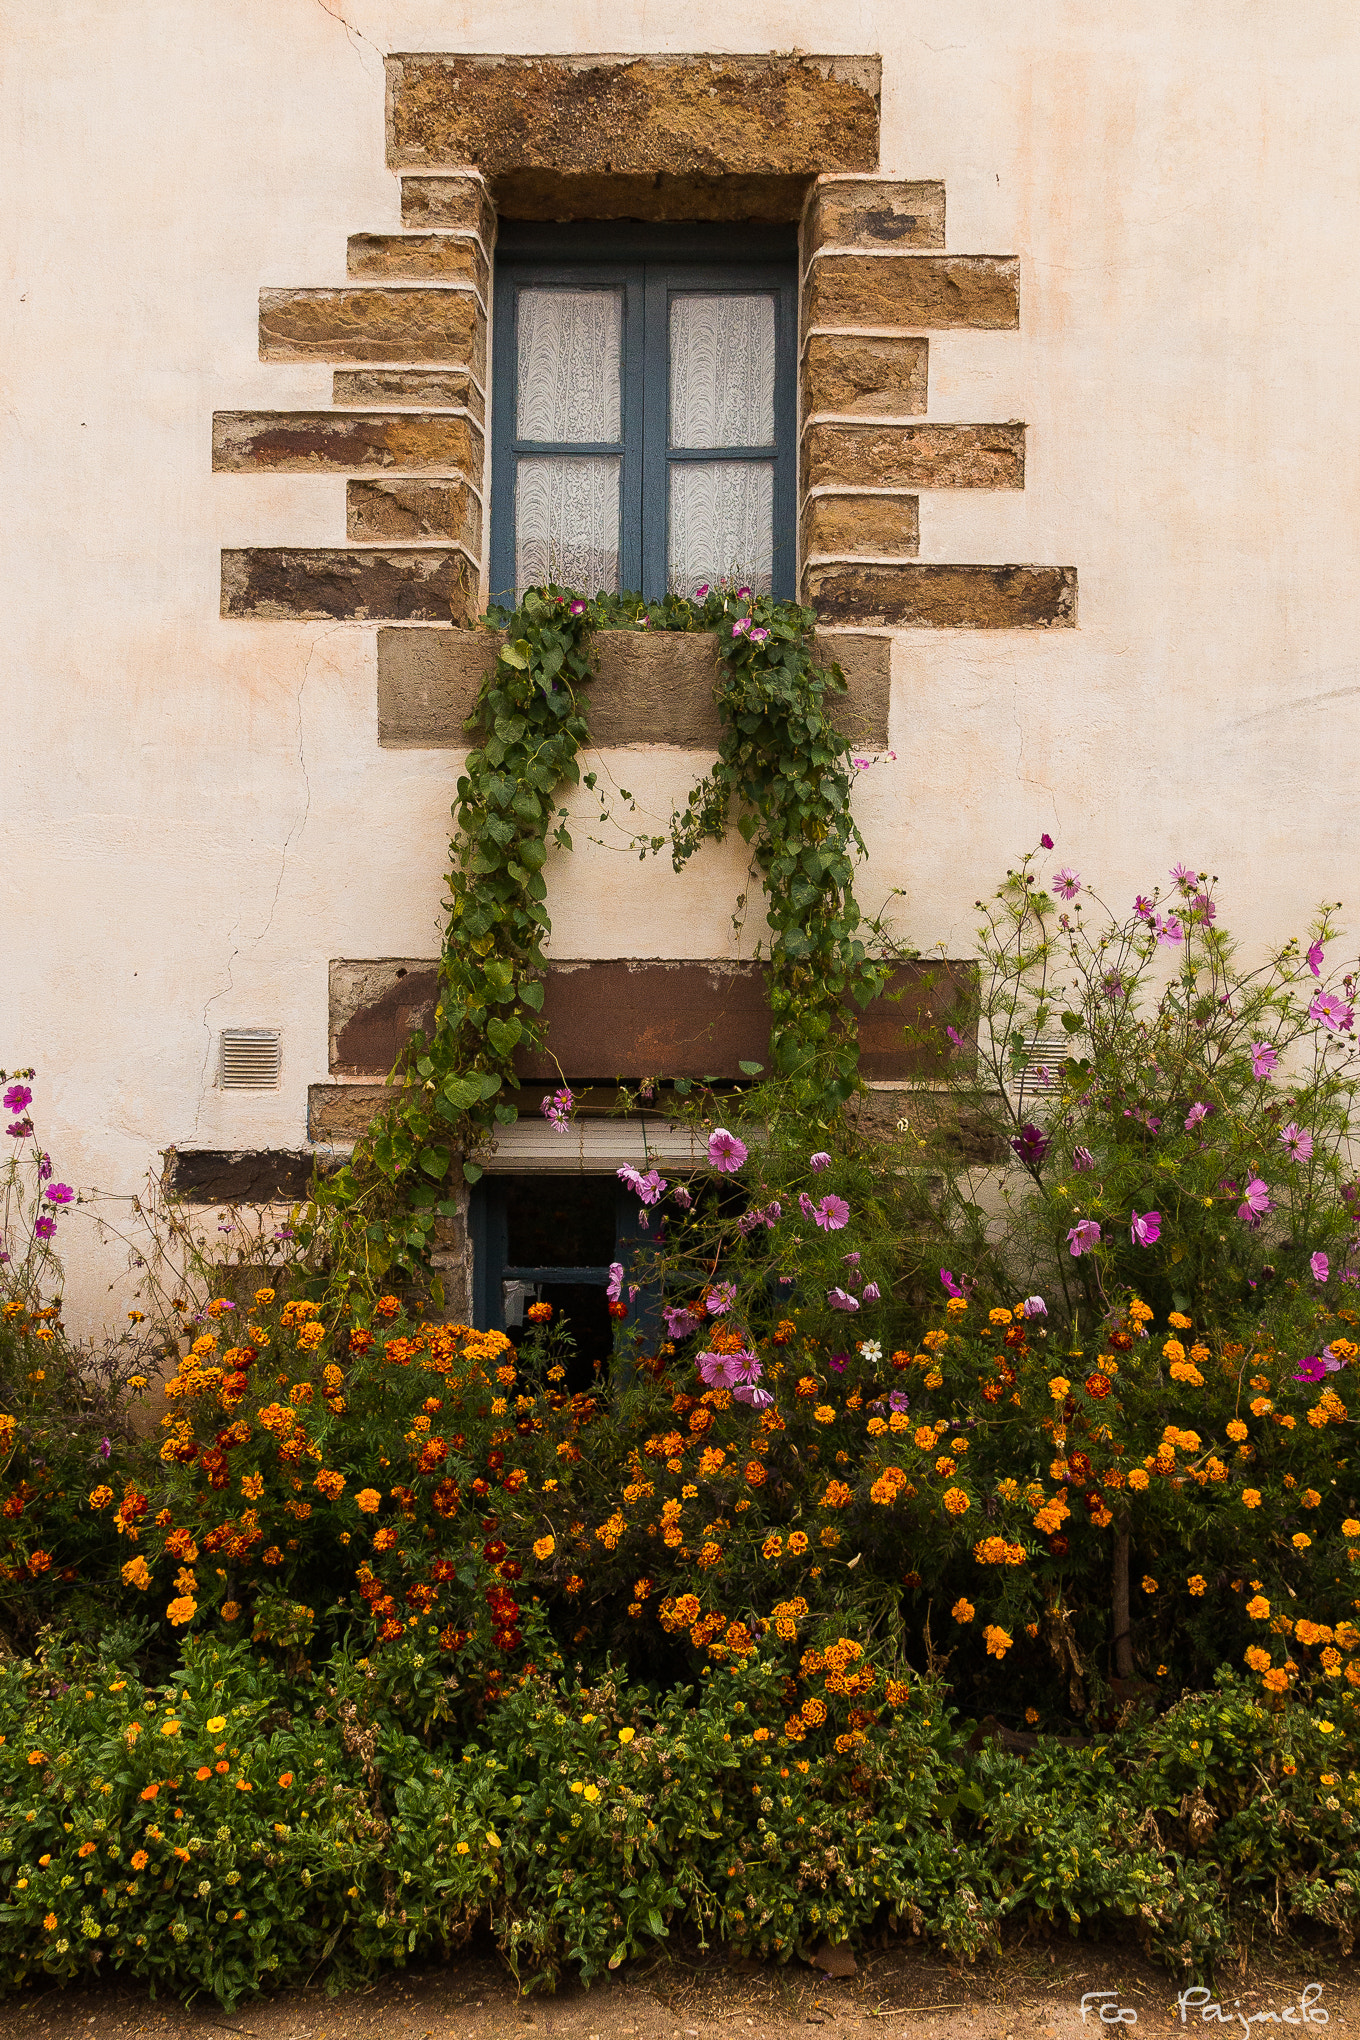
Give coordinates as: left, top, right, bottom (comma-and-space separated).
490, 223, 798, 603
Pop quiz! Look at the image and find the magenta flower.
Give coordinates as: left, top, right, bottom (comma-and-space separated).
672, 1185, 692, 1211
736, 586, 751, 600
1154, 914, 1184, 947
569, 600, 586, 616
798, 1191, 816, 1221
888, 1389, 911, 1412
540, 1084, 574, 1133
43, 1183, 74, 1207
37, 1154, 52, 1183
1129, 1209, 1161, 1246
1133, 895, 1154, 920
732, 618, 751, 638
1237, 1178, 1272, 1225
3, 1084, 32, 1114
1022, 1295, 1048, 1318
617, 1165, 667, 1206
1250, 1043, 1278, 1079
1067, 1219, 1101, 1257
707, 1127, 748, 1174
809, 1151, 832, 1172
705, 1283, 736, 1316
1184, 1102, 1210, 1131
734, 1383, 773, 1408
5, 1120, 32, 1139
1011, 1123, 1049, 1166
843, 1252, 860, 1267
812, 1195, 850, 1232
1073, 1146, 1095, 1172
863, 1282, 881, 1303
697, 1350, 738, 1388
827, 1287, 860, 1312
828, 1353, 848, 1373
662, 1304, 701, 1338
940, 1268, 965, 1297
1052, 867, 1081, 900
750, 627, 770, 645
33, 1216, 56, 1241
1280, 1122, 1313, 1162
1311, 1251, 1330, 1283
1308, 942, 1325, 978
1293, 1354, 1327, 1384
946, 1025, 963, 1049
1311, 990, 1354, 1032
694, 584, 710, 599
1170, 862, 1197, 893
606, 1262, 625, 1302
1189, 892, 1216, 925
1040, 833, 1054, 850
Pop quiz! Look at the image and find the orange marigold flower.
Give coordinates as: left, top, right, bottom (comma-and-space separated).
196, 1766, 212, 1781
355, 1488, 381, 1514
951, 1598, 975, 1622
166, 1596, 197, 1626
533, 1534, 555, 1560
942, 1486, 970, 1517
77, 1840, 96, 1857
787, 1530, 809, 1556
88, 1485, 113, 1510
1247, 1594, 1271, 1620
278, 1771, 293, 1787
821, 1479, 852, 1508
139, 1783, 159, 1801
1187, 1575, 1207, 1596
983, 1624, 1013, 1659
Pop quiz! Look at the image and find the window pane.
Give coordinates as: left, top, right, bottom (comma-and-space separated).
517, 288, 622, 443
516, 456, 620, 596
668, 460, 773, 595
669, 293, 775, 449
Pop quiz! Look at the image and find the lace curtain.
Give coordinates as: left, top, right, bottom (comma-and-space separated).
515, 289, 624, 596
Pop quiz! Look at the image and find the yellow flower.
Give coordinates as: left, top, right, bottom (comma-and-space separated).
1048, 1376, 1071, 1402
1242, 1489, 1262, 1509
485, 1829, 501, 1846
618, 1727, 635, 1744
456, 1841, 469, 1854
812, 1405, 836, 1425
1247, 1595, 1271, 1620
207, 1716, 226, 1732
984, 1625, 1013, 1659
1167, 1312, 1193, 1330
254, 1288, 276, 1306
160, 1718, 181, 1737
165, 1596, 196, 1627
1343, 1519, 1360, 1538
1127, 1468, 1150, 1491
1249, 1396, 1273, 1417
582, 1785, 600, 1803
121, 1557, 151, 1591
1187, 1576, 1207, 1596
1226, 1419, 1248, 1442
1301, 1489, 1321, 1509
1292, 1532, 1312, 1549
355, 1488, 381, 1514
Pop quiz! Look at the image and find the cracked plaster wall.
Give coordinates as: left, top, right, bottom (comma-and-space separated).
4, 0, 1360, 1336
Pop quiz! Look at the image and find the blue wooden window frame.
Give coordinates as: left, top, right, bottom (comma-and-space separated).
490, 223, 798, 604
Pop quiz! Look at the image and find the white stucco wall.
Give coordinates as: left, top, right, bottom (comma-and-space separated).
4, 0, 1359, 1334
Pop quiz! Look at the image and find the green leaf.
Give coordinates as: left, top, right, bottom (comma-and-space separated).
519, 979, 544, 1012
418, 1146, 451, 1180
443, 1076, 483, 1111
462, 1161, 484, 1185
737, 1059, 764, 1076
1060, 1010, 1084, 1034
499, 641, 530, 670
486, 1015, 523, 1058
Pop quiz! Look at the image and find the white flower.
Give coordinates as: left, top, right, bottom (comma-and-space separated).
859, 1340, 883, 1364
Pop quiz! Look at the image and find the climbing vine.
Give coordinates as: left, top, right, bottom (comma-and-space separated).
308, 582, 891, 1293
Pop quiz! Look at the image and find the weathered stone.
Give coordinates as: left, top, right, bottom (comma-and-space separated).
805, 561, 1077, 628
801, 334, 928, 417
801, 493, 919, 558
164, 1149, 315, 1203
400, 174, 497, 243
376, 628, 890, 748
493, 170, 811, 223
212, 410, 482, 475
259, 287, 485, 373
333, 368, 484, 424
804, 255, 1019, 331
802, 421, 1024, 491
804, 178, 945, 251
309, 1084, 398, 1144
328, 957, 967, 1083
347, 233, 489, 296
385, 54, 880, 176
347, 479, 481, 548
221, 548, 479, 624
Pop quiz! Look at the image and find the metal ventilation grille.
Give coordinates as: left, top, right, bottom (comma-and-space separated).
219, 1029, 282, 1091
1013, 1032, 1075, 1088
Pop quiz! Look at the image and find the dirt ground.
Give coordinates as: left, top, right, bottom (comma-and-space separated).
1, 1936, 1354, 2040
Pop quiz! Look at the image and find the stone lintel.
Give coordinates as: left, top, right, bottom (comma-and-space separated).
332, 368, 485, 424
259, 287, 485, 373
801, 334, 928, 418
802, 421, 1024, 491
376, 628, 890, 749
347, 478, 482, 547
801, 493, 919, 559
221, 548, 480, 624
804, 177, 946, 251
400, 174, 497, 242
804, 254, 1019, 331
806, 561, 1077, 628
347, 233, 489, 296
212, 410, 482, 475
385, 54, 881, 176
492, 169, 812, 223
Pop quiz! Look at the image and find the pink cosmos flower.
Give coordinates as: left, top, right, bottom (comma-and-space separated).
813, 1195, 850, 1232
798, 1191, 816, 1221
34, 1216, 56, 1241
1022, 1296, 1047, 1318
6, 1120, 32, 1139
606, 1262, 625, 1302
1184, 1102, 1210, 1131
540, 1085, 574, 1133
662, 1304, 702, 1338
1308, 942, 1325, 978
1189, 892, 1216, 925
940, 1269, 965, 1297
1250, 1043, 1278, 1079
1170, 862, 1197, 893
1040, 833, 1054, 850
1129, 1209, 1161, 1247
617, 1165, 667, 1205
1073, 1146, 1095, 1172
1280, 1123, 1313, 1162
734, 1383, 774, 1409
809, 1151, 832, 1172
843, 1252, 860, 1267
1237, 1178, 1272, 1225
707, 1127, 748, 1173
1294, 1354, 1327, 1384
3, 1084, 32, 1114
1067, 1219, 1102, 1257
828, 1353, 848, 1373
1155, 915, 1183, 947
43, 1183, 74, 1206
1311, 1251, 1330, 1283
697, 1350, 739, 1388
672, 1185, 692, 1210
694, 584, 710, 599
827, 1287, 860, 1312
863, 1281, 881, 1302
705, 1283, 736, 1316
1052, 867, 1081, 900
1311, 990, 1354, 1032
1133, 896, 1154, 920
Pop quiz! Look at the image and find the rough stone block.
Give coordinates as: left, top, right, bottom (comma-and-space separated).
347, 233, 489, 297
347, 478, 481, 548
801, 334, 928, 418
212, 410, 482, 475
309, 1084, 398, 1144
375, 627, 890, 748
801, 493, 919, 559
385, 54, 880, 176
804, 178, 945, 251
221, 547, 479, 624
492, 170, 811, 223
802, 421, 1024, 491
332, 368, 484, 424
804, 254, 1019, 331
400, 174, 497, 243
330, 959, 439, 1073
164, 1149, 315, 1203
805, 561, 1077, 628
259, 287, 486, 373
